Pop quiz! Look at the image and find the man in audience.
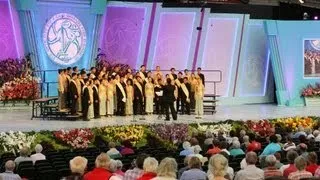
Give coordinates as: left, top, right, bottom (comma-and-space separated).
123, 154, 148, 180
0, 160, 21, 180
274, 152, 284, 169
180, 141, 193, 156
314, 130, 320, 142
219, 141, 230, 156
264, 155, 282, 177
14, 147, 32, 165
180, 156, 206, 180
247, 133, 261, 152
67, 156, 88, 179
288, 156, 313, 180
30, 144, 46, 164
207, 140, 221, 155
294, 126, 307, 139
107, 142, 121, 159
234, 152, 264, 180
282, 150, 299, 177
306, 151, 319, 175
260, 135, 281, 156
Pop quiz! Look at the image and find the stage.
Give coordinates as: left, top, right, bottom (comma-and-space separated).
1, 104, 319, 132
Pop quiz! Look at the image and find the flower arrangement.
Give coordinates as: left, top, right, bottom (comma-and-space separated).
273, 117, 315, 131
197, 123, 232, 136
0, 131, 36, 155
301, 83, 320, 97
53, 128, 94, 149
246, 120, 274, 137
150, 124, 189, 144
102, 125, 145, 145
0, 75, 39, 100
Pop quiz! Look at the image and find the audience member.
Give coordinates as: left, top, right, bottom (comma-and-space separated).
276, 134, 283, 147
211, 152, 234, 180
241, 135, 250, 151
306, 152, 319, 175
189, 145, 207, 165
282, 150, 299, 177
283, 136, 296, 151
208, 154, 229, 180
306, 128, 314, 140
288, 156, 313, 180
30, 144, 46, 164
190, 137, 202, 153
314, 130, 320, 142
178, 156, 190, 179
180, 141, 193, 156
229, 141, 245, 157
14, 147, 32, 166
220, 141, 230, 156
107, 142, 121, 159
123, 154, 148, 180
120, 140, 135, 156
108, 159, 123, 180
180, 156, 206, 180
66, 156, 88, 180
234, 152, 264, 180
204, 131, 214, 145
138, 157, 158, 180
274, 152, 284, 169
114, 160, 125, 177
239, 130, 246, 143
247, 133, 261, 152
207, 140, 221, 155
293, 126, 307, 139
264, 155, 282, 177
0, 160, 21, 180
151, 158, 177, 180
260, 135, 281, 156
297, 143, 309, 159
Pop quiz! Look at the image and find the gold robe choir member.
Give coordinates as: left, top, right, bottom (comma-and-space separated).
58, 69, 65, 110
195, 77, 205, 119
99, 78, 107, 116
125, 79, 134, 115
145, 77, 154, 115
76, 74, 82, 112
87, 80, 94, 119
106, 78, 115, 116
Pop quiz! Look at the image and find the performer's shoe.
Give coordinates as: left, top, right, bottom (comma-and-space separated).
165, 119, 170, 121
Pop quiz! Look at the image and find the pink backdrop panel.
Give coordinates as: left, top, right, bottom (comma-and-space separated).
100, 6, 146, 67
152, 12, 195, 70
0, 0, 18, 60
10, 0, 24, 58
201, 18, 239, 96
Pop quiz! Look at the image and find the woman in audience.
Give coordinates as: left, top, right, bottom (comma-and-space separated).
178, 156, 191, 179
283, 136, 296, 151
180, 156, 206, 180
120, 140, 134, 156
189, 145, 207, 165
260, 135, 281, 156
108, 159, 123, 180
274, 152, 283, 169
124, 154, 148, 180
207, 140, 221, 155
229, 141, 245, 157
138, 157, 158, 180
66, 156, 88, 180
190, 137, 202, 152
264, 155, 282, 177
219, 141, 230, 156
180, 141, 193, 156
14, 147, 32, 165
114, 160, 125, 178
30, 144, 46, 164
247, 133, 261, 153
151, 158, 177, 180
241, 135, 250, 151
204, 131, 214, 145
107, 142, 121, 159
282, 150, 299, 177
208, 154, 229, 180
306, 151, 318, 175
288, 156, 313, 180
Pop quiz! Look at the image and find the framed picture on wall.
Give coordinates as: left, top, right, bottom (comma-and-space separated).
304, 39, 320, 78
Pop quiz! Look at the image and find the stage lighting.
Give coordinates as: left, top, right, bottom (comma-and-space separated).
299, 0, 304, 3
314, 16, 318, 20
303, 12, 309, 19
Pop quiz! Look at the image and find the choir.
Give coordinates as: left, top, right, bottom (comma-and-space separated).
57, 65, 206, 121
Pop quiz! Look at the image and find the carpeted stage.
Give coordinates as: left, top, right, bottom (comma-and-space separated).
0, 104, 319, 132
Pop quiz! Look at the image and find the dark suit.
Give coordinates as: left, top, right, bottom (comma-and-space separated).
133, 83, 144, 115
198, 73, 205, 86
116, 82, 126, 116
154, 85, 163, 114
176, 78, 183, 113
82, 86, 90, 120
171, 73, 177, 80
93, 85, 100, 118
181, 83, 191, 115
69, 80, 78, 115
163, 84, 177, 120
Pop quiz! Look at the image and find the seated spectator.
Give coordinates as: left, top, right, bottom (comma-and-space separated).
282, 150, 299, 177
138, 157, 158, 180
30, 144, 46, 164
217, 130, 226, 142
204, 131, 214, 145
190, 137, 202, 153
288, 156, 313, 180
229, 141, 245, 157
260, 135, 281, 156
120, 140, 134, 156
178, 156, 191, 179
241, 135, 250, 151
220, 141, 230, 156
208, 152, 234, 180
208, 154, 229, 180
151, 158, 177, 180
276, 134, 283, 147
306, 152, 319, 175
114, 160, 125, 177
247, 133, 261, 152
14, 147, 32, 166
180, 156, 206, 180
226, 130, 236, 144
207, 140, 221, 155
180, 141, 193, 156
274, 152, 283, 169
84, 153, 120, 180
306, 128, 315, 140
0, 160, 21, 180
123, 154, 148, 180
293, 126, 307, 139
234, 152, 264, 180
264, 155, 282, 177
108, 159, 123, 180
297, 143, 308, 160
283, 136, 296, 152
66, 156, 88, 180
188, 145, 207, 165
314, 130, 320, 142
107, 142, 121, 159
239, 130, 246, 144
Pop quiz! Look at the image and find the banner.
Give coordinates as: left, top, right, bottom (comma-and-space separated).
304, 39, 320, 78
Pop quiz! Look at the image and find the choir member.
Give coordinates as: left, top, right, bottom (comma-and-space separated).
99, 77, 107, 116
145, 77, 154, 115
153, 66, 163, 80
197, 67, 205, 86
58, 69, 65, 110
195, 77, 205, 119
138, 65, 147, 81
106, 78, 115, 117
69, 73, 78, 115
125, 79, 134, 116
163, 78, 177, 121
90, 67, 97, 79
87, 80, 94, 120
169, 68, 177, 80
76, 73, 82, 112
190, 73, 197, 109
134, 76, 144, 115
82, 79, 90, 121
63, 69, 69, 108
175, 72, 183, 113
154, 79, 163, 114
98, 66, 107, 80
92, 78, 100, 118
180, 77, 191, 115
72, 66, 78, 73
184, 69, 190, 80
147, 71, 153, 80
116, 76, 126, 116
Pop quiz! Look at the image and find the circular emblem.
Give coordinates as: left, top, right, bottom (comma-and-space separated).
43, 13, 86, 65
310, 40, 320, 51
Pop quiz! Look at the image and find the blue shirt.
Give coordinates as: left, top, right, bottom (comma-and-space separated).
180, 149, 193, 156
180, 169, 207, 180
229, 148, 245, 157
293, 131, 307, 139
261, 143, 281, 156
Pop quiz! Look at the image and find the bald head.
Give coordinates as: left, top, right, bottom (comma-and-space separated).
5, 160, 15, 171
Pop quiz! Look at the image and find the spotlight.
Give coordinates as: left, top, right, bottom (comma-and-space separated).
314, 16, 318, 20
299, 0, 304, 3
303, 12, 309, 20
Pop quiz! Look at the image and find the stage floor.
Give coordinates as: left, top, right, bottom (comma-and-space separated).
0, 104, 319, 132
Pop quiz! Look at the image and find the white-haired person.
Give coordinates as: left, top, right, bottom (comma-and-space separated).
114, 160, 124, 177
180, 141, 193, 156
30, 144, 46, 164
180, 156, 206, 180
288, 156, 313, 180
264, 155, 282, 177
14, 147, 32, 166
151, 158, 178, 180
0, 160, 21, 180
65, 156, 88, 180
189, 145, 207, 165
208, 154, 229, 180
108, 159, 123, 180
229, 141, 245, 157
138, 157, 158, 180
235, 152, 264, 180
107, 142, 121, 159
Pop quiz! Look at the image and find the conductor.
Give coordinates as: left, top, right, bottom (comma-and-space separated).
163, 78, 177, 121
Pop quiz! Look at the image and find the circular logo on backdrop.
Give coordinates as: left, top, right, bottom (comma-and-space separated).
310, 40, 320, 51
43, 13, 86, 65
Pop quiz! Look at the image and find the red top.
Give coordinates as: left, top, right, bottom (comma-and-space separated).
137, 172, 157, 180
121, 147, 135, 155
283, 164, 298, 177
247, 141, 262, 152
115, 169, 125, 176
206, 147, 221, 155
84, 168, 113, 180
306, 164, 319, 175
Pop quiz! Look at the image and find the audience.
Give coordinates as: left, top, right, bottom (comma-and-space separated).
180, 156, 206, 180
190, 138, 202, 153
204, 131, 214, 145
293, 126, 307, 139
180, 141, 193, 156
274, 152, 284, 169
283, 136, 296, 151
120, 140, 135, 156
66, 156, 88, 180
207, 140, 221, 155
219, 141, 230, 156
30, 144, 46, 164
107, 142, 121, 159
114, 160, 125, 177
260, 135, 281, 156
0, 160, 21, 180
306, 152, 319, 175
229, 141, 245, 157
264, 155, 282, 177
241, 135, 250, 151
288, 156, 313, 180
178, 156, 190, 179
234, 152, 264, 180
123, 154, 148, 180
14, 147, 32, 166
151, 158, 177, 180
138, 157, 158, 180
247, 133, 261, 152
314, 130, 320, 142
208, 154, 229, 180
282, 150, 299, 177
